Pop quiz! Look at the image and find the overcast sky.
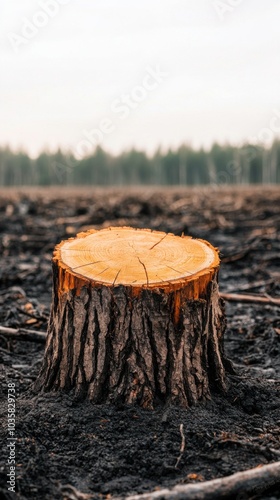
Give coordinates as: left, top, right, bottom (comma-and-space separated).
1, 0, 280, 157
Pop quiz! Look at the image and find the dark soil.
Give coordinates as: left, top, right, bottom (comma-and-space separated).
0, 186, 279, 500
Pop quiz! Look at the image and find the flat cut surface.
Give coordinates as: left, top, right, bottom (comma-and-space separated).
59, 227, 218, 286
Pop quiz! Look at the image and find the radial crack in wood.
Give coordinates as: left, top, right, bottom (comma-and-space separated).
34, 227, 227, 407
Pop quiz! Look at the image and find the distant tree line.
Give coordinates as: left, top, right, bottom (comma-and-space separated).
0, 142, 280, 186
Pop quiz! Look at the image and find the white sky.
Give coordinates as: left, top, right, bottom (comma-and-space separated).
0, 0, 280, 157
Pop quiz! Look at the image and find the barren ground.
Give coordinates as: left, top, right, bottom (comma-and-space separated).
0, 186, 279, 500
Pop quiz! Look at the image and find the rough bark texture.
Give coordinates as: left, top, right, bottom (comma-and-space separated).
35, 261, 227, 408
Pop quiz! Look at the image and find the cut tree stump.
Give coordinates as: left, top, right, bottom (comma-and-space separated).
35, 227, 227, 408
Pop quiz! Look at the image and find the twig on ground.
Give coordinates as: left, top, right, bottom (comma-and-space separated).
0, 325, 47, 343
16, 306, 48, 322
215, 437, 280, 459
175, 423, 185, 469
224, 279, 274, 293
220, 292, 280, 306
126, 461, 280, 500
59, 484, 93, 500
221, 246, 253, 263
0, 286, 26, 297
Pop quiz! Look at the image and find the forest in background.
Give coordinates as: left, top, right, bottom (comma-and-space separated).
1, 141, 280, 186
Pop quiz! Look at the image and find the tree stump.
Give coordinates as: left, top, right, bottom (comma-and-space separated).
35, 227, 227, 408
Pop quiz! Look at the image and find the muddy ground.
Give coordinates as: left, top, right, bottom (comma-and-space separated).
0, 186, 279, 500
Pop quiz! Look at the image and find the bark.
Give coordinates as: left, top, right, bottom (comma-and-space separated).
34, 263, 227, 408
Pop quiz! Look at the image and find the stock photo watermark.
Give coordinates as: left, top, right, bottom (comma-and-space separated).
52, 64, 169, 181
7, 0, 72, 53
250, 108, 280, 145
76, 65, 168, 158
6, 381, 17, 493
212, 0, 245, 21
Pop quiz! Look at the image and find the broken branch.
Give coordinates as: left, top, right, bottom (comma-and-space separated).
220, 292, 280, 306
126, 461, 280, 500
0, 325, 47, 343
175, 423, 185, 468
